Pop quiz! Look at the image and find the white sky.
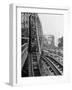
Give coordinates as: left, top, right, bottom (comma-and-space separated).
38, 13, 64, 46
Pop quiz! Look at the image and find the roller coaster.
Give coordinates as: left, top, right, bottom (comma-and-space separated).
21, 13, 63, 77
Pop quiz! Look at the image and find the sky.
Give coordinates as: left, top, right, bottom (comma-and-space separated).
38, 13, 64, 46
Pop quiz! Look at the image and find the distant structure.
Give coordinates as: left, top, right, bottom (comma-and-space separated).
47, 35, 55, 49
42, 35, 55, 51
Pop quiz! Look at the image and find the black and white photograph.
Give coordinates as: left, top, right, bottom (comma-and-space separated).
21, 12, 63, 77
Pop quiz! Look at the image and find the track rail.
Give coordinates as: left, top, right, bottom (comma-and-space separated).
42, 50, 63, 65
45, 55, 63, 74
40, 55, 62, 75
